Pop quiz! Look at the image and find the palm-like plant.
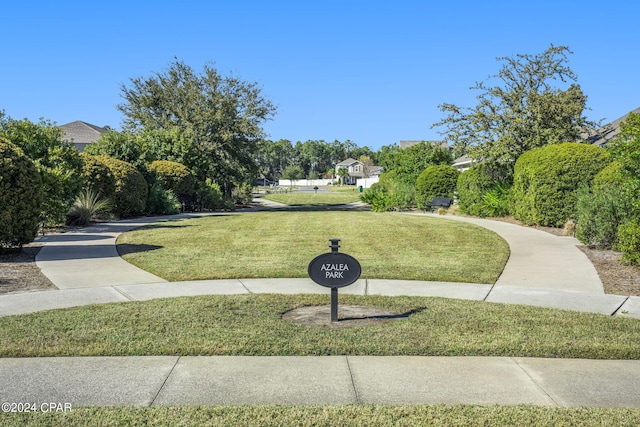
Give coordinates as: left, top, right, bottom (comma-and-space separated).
66, 189, 112, 226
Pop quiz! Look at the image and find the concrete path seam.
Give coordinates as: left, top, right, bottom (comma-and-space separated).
151, 356, 181, 407
345, 356, 362, 404
237, 279, 253, 294
483, 283, 496, 302
611, 296, 631, 316
511, 357, 560, 407
111, 286, 135, 301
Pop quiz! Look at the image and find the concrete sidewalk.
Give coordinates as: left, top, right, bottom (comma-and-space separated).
35, 213, 220, 289
2, 356, 640, 407
1, 278, 638, 318
5, 205, 634, 319
2, 205, 640, 409
414, 212, 604, 293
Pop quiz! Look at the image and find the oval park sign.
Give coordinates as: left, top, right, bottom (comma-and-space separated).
308, 252, 362, 288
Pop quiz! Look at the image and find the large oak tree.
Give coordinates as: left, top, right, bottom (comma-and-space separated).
433, 45, 599, 173
117, 59, 276, 193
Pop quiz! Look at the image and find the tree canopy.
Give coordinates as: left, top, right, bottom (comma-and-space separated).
433, 45, 598, 172
0, 112, 82, 224
117, 59, 276, 192
378, 141, 452, 185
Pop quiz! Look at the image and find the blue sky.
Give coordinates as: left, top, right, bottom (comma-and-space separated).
2, 1, 638, 150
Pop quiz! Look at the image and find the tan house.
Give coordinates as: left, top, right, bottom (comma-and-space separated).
59, 121, 107, 152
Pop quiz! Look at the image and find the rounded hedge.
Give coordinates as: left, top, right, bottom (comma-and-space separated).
147, 160, 195, 199
511, 142, 610, 227
415, 165, 459, 210
0, 137, 43, 248
79, 153, 116, 198
592, 160, 624, 192
94, 155, 148, 218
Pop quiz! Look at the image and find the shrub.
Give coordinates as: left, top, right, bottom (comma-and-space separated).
232, 182, 253, 206
575, 185, 632, 249
617, 220, 640, 266
592, 160, 624, 192
196, 179, 225, 210
456, 164, 511, 217
146, 184, 180, 215
361, 175, 414, 212
0, 138, 43, 248
66, 189, 112, 226
94, 156, 148, 218
414, 165, 459, 210
79, 153, 116, 198
147, 160, 195, 201
511, 143, 610, 227
481, 182, 511, 217
0, 116, 83, 225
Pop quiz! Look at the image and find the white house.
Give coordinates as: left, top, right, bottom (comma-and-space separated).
335, 158, 365, 185
452, 154, 474, 172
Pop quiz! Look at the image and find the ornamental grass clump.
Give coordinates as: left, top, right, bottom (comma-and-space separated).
65, 189, 112, 226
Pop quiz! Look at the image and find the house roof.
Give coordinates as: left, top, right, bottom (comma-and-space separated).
336, 158, 361, 167
59, 121, 107, 151
587, 107, 640, 147
453, 154, 473, 165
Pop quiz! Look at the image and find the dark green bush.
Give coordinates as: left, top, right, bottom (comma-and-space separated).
617, 220, 640, 266
0, 116, 82, 225
361, 174, 414, 212
94, 155, 148, 218
79, 153, 116, 198
196, 179, 225, 210
232, 182, 253, 206
414, 165, 459, 210
456, 164, 511, 217
147, 160, 195, 200
146, 184, 180, 215
511, 143, 610, 227
575, 185, 632, 249
0, 138, 43, 248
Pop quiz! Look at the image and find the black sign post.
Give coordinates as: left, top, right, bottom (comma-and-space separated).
308, 238, 362, 322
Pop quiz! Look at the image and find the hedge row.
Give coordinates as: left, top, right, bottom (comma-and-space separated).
511, 143, 610, 227
0, 138, 43, 248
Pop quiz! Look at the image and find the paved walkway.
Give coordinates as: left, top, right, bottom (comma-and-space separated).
2, 356, 640, 408
2, 200, 640, 409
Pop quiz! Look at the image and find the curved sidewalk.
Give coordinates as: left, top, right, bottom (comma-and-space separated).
2, 208, 640, 409
0, 209, 638, 318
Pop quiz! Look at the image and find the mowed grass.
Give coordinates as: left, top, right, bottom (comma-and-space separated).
2, 294, 640, 358
262, 191, 361, 205
116, 212, 509, 283
6, 405, 640, 426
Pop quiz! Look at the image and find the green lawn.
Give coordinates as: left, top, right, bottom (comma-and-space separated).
116, 212, 509, 283
2, 294, 639, 358
6, 405, 640, 426
262, 191, 361, 205
7, 211, 639, 424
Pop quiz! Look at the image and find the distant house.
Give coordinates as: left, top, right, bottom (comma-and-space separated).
59, 121, 107, 152
452, 154, 474, 172
587, 107, 640, 147
335, 158, 365, 185
368, 166, 384, 177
